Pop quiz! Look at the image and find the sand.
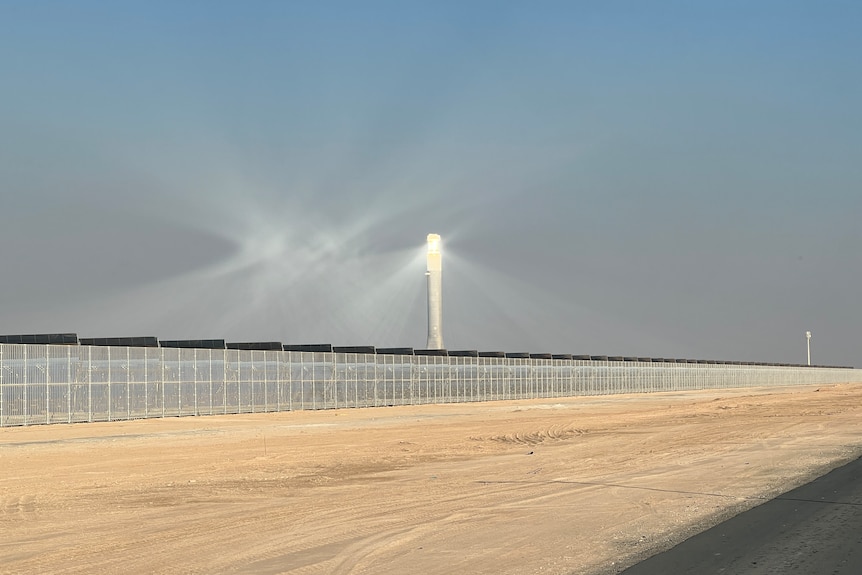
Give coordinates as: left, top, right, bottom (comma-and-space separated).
1, 383, 861, 575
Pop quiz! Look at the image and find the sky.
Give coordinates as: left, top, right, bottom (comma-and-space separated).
1, 1, 860, 365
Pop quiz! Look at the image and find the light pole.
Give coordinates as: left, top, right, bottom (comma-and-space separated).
806, 331, 812, 366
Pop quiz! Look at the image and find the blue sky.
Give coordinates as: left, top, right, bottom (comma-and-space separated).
1, 1, 860, 364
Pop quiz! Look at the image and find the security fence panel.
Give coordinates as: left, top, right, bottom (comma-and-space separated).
108, 347, 130, 421
371, 353, 383, 407
575, 361, 589, 396
562, 360, 572, 396
526, 358, 536, 398
529, 359, 540, 398
574, 361, 585, 396
234, 349, 248, 413
486, 357, 498, 401
249, 350, 265, 413
194, 349, 213, 416
265, 351, 281, 411
476, 357, 489, 402
430, 356, 442, 403
528, 359, 538, 397
359, 354, 371, 407
548, 358, 560, 397
407, 355, 418, 405
630, 361, 639, 393
494, 358, 506, 401
452, 357, 467, 402
210, 349, 226, 415
493, 360, 505, 399
376, 354, 393, 406
629, 361, 639, 394
693, 363, 703, 391
447, 357, 458, 402
395, 354, 408, 406
602, 360, 614, 395
504, 361, 517, 400
162, 347, 181, 417
602, 360, 613, 394
344, 354, 358, 408
255, 350, 267, 412
222, 349, 239, 413
145, 347, 162, 417
596, 360, 612, 395
286, 352, 303, 409
423, 356, 442, 404
450, 357, 462, 401
359, 353, 374, 408
237, 350, 254, 414
127, 347, 147, 419
452, 357, 463, 402
382, 354, 396, 406
312, 352, 330, 409
510, 360, 520, 399
662, 361, 671, 392
413, 356, 428, 405
399, 356, 414, 405
709, 365, 721, 389
1, 345, 27, 426
394, 354, 408, 406
543, 359, 553, 397
178, 348, 197, 417
314, 353, 332, 409
249, 350, 263, 410
591, 360, 602, 395
609, 361, 623, 394
334, 353, 349, 408
400, 356, 414, 405
477, 358, 490, 400
509, 359, 523, 399
0, 345, 6, 426
69, 346, 90, 423
87, 346, 111, 422
621, 361, 633, 394
398, 356, 411, 405
429, 356, 445, 403
294, 352, 312, 410
349, 352, 361, 408
660, 362, 670, 390
555, 359, 569, 397
441, 356, 453, 402
467, 357, 480, 402
430, 356, 443, 403
581, 361, 593, 395
549, 359, 560, 397
692, 362, 709, 391
570, 360, 582, 396
276, 351, 292, 411
22, 345, 48, 426
46, 345, 71, 424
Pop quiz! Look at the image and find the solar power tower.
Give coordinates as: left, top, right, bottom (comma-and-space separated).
425, 233, 444, 350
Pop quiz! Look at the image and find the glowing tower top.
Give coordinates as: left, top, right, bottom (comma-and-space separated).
425, 233, 443, 349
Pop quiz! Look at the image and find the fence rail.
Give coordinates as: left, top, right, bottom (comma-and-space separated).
1, 343, 859, 427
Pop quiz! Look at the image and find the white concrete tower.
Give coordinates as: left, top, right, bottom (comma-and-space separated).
425, 233, 444, 349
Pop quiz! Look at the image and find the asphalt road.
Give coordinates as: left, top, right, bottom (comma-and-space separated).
620, 455, 862, 574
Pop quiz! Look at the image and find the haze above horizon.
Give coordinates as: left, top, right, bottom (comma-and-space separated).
1, 1, 860, 365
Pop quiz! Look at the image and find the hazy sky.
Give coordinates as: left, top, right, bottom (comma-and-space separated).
1, 1, 860, 365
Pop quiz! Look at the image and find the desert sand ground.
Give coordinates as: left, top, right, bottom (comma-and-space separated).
1, 383, 861, 575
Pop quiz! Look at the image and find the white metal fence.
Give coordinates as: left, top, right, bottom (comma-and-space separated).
1, 343, 859, 427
